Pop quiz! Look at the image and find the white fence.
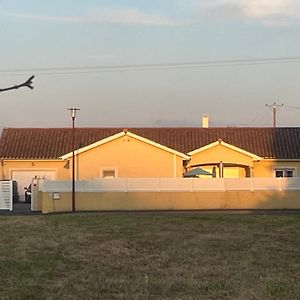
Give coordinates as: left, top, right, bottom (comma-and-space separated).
39, 177, 300, 193
0, 181, 13, 210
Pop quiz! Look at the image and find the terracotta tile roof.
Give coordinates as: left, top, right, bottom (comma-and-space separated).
0, 127, 300, 160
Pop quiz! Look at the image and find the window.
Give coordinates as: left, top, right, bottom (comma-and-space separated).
286, 170, 294, 177
275, 168, 295, 178
102, 169, 116, 179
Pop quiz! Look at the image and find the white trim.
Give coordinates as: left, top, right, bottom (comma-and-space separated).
188, 140, 261, 161
60, 132, 125, 160
60, 130, 189, 160
189, 141, 220, 155
125, 132, 189, 159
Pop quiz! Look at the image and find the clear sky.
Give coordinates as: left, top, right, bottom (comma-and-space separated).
0, 0, 300, 128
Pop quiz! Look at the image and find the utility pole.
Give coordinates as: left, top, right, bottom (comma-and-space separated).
265, 102, 283, 127
67, 107, 80, 212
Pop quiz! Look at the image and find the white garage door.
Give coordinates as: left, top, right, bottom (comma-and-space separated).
11, 170, 56, 201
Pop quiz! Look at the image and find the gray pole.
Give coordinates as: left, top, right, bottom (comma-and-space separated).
68, 107, 80, 212
266, 102, 283, 127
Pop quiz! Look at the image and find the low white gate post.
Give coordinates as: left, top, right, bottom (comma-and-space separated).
0, 181, 13, 211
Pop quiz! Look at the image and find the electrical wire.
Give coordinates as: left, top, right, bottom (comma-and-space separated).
0, 56, 300, 76
248, 108, 271, 127
284, 105, 300, 110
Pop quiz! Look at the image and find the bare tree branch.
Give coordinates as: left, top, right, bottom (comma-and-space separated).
0, 75, 35, 92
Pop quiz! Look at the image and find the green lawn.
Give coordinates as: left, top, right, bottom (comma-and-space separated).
0, 213, 299, 299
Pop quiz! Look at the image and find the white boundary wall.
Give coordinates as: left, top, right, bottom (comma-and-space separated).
39, 177, 300, 193
0, 181, 13, 211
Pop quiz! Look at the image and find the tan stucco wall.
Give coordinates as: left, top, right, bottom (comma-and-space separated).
40, 190, 300, 213
253, 160, 300, 177
75, 135, 185, 179
189, 144, 255, 167
0, 160, 69, 180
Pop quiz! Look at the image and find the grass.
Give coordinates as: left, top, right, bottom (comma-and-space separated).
0, 213, 299, 299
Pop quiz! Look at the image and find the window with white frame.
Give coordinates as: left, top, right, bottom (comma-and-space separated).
274, 168, 295, 178
102, 169, 117, 179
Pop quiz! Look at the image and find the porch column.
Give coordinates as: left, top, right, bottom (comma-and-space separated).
245, 166, 251, 178
219, 161, 224, 178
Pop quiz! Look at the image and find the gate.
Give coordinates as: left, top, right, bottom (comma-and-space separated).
0, 181, 13, 211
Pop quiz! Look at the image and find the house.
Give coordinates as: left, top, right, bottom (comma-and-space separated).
0, 127, 300, 200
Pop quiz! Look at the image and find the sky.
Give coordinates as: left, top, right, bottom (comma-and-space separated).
0, 0, 300, 129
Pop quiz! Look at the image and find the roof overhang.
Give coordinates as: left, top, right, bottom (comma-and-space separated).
60, 130, 190, 160
188, 140, 262, 161
0, 158, 63, 162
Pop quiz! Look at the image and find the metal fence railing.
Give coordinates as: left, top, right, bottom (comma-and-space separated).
0, 181, 13, 210
38, 177, 300, 193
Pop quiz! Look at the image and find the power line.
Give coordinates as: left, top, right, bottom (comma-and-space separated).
284, 105, 300, 110
0, 56, 300, 76
248, 108, 270, 126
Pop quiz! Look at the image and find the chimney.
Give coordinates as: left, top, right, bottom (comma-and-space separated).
202, 114, 209, 128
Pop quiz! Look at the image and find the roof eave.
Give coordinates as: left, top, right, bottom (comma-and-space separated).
60, 130, 190, 160
188, 140, 262, 161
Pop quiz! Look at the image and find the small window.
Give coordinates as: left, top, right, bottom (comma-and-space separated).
286, 170, 294, 178
275, 168, 295, 178
102, 170, 116, 179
